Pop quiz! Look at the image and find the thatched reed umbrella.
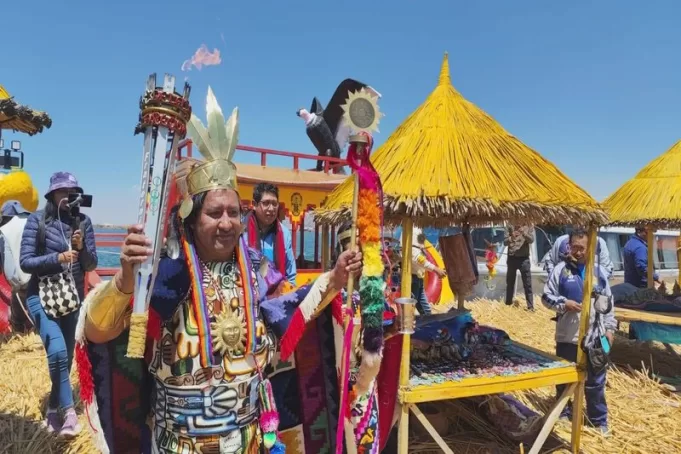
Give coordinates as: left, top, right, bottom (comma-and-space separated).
603, 139, 681, 229
603, 139, 681, 286
0, 84, 52, 137
315, 53, 607, 454
315, 53, 607, 228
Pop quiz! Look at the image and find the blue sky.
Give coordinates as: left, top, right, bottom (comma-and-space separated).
1, 0, 680, 224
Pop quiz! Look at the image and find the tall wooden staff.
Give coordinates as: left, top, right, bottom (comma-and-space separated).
126, 74, 191, 358
335, 89, 384, 453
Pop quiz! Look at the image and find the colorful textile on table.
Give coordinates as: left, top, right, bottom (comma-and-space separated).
408, 312, 569, 386
612, 283, 681, 344
75, 246, 339, 454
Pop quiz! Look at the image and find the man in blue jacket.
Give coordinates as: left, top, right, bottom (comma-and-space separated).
623, 227, 660, 288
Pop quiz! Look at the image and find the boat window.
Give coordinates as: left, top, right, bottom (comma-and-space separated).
599, 232, 624, 271
293, 216, 324, 270
470, 227, 506, 263
655, 235, 678, 270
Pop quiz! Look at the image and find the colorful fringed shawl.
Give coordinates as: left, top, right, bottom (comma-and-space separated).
246, 211, 287, 278
75, 247, 340, 454
0, 273, 10, 334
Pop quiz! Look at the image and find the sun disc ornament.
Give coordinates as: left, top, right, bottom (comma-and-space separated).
211, 306, 247, 356
341, 87, 382, 133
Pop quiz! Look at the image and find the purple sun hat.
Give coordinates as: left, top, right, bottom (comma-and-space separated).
44, 171, 83, 200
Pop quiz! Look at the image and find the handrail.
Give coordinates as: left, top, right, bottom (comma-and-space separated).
178, 139, 348, 173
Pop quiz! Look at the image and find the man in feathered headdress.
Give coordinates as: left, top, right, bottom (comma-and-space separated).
76, 88, 362, 454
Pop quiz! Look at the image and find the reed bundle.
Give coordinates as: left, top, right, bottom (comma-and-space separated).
315, 53, 607, 228
0, 334, 94, 454
603, 139, 681, 229
2, 298, 680, 453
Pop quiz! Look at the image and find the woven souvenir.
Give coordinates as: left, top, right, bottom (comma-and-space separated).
38, 272, 80, 318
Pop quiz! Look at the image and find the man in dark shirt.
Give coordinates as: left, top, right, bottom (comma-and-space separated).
504, 224, 535, 310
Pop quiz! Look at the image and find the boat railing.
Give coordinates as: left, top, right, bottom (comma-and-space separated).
179, 139, 348, 173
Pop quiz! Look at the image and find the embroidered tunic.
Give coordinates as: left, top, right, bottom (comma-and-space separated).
77, 245, 340, 454
150, 261, 272, 454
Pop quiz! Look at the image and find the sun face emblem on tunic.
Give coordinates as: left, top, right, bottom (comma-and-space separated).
211, 306, 247, 356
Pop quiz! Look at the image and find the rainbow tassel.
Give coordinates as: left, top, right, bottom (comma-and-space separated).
258, 377, 281, 450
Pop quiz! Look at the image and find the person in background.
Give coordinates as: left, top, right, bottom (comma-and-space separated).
244, 183, 297, 285
0, 200, 33, 332
504, 224, 535, 310
545, 231, 614, 279
542, 228, 615, 436
623, 226, 660, 288
411, 227, 447, 315
19, 172, 98, 437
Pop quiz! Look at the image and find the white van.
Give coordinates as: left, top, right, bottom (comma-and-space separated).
443, 225, 680, 301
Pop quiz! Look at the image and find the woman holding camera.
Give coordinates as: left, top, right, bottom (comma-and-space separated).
19, 172, 97, 437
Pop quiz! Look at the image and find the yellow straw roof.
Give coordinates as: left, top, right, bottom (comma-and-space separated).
315, 53, 607, 227
0, 84, 52, 136
603, 139, 681, 228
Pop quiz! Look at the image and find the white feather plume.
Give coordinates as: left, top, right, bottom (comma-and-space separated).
187, 86, 239, 162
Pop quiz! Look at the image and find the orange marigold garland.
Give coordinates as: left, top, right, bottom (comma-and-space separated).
348, 133, 385, 397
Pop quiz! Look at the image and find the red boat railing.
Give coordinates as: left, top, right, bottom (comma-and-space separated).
180, 139, 348, 174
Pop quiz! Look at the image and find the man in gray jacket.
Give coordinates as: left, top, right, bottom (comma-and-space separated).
542, 228, 616, 436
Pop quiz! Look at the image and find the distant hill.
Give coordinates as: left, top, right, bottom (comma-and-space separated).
94, 224, 126, 230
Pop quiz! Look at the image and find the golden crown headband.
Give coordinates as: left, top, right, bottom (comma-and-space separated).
179, 87, 240, 219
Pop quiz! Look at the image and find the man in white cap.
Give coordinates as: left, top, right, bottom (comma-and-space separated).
0, 200, 33, 332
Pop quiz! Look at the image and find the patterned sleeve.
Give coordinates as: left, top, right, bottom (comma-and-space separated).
258, 270, 334, 340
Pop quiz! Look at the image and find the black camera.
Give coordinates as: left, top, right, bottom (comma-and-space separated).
67, 193, 93, 208
66, 193, 93, 230
2, 150, 23, 169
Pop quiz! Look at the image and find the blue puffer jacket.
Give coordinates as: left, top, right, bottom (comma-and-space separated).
20, 210, 98, 299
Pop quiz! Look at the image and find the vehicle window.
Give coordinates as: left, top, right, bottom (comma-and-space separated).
599, 232, 624, 271
656, 235, 678, 270
535, 226, 568, 263
470, 227, 506, 263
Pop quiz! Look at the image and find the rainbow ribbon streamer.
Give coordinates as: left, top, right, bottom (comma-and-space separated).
347, 132, 386, 403
182, 231, 258, 367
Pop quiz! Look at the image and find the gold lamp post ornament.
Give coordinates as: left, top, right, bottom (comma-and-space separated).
339, 86, 382, 311
336, 87, 383, 454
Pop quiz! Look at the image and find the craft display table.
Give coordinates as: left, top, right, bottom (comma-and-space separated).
399, 341, 582, 454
